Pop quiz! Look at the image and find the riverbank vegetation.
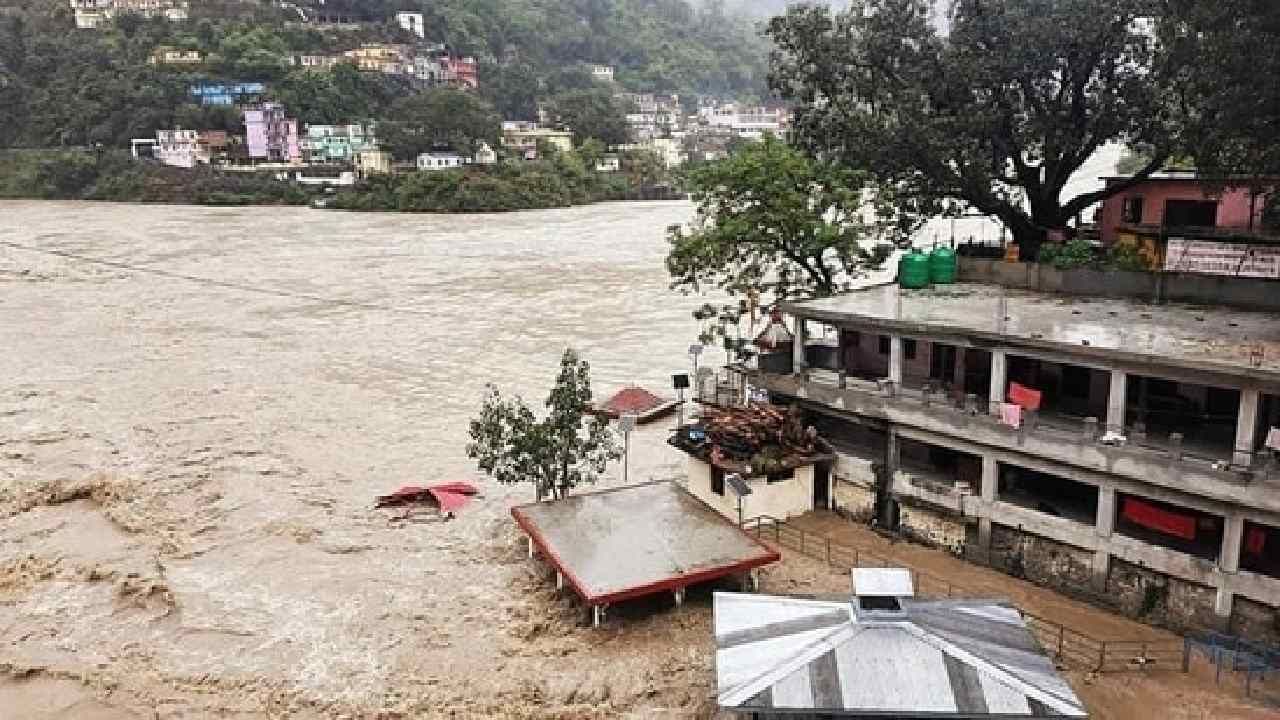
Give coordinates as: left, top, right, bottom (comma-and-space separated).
0, 150, 311, 206
328, 148, 673, 213
0, 147, 677, 212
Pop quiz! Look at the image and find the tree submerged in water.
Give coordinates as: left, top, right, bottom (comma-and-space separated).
467, 349, 621, 502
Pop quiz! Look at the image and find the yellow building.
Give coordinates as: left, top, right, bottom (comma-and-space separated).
343, 44, 410, 74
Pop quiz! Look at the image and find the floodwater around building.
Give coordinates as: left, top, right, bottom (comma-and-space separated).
0, 199, 734, 718
0, 200, 1274, 720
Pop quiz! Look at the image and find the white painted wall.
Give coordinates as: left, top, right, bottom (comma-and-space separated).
684, 457, 818, 523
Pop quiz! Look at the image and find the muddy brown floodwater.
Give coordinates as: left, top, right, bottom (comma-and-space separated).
0, 200, 748, 719
0, 200, 1271, 720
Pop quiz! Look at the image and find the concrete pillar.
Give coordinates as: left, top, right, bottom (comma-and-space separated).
527, 536, 535, 559
989, 350, 1008, 416
980, 457, 998, 503
673, 588, 685, 606
1214, 515, 1243, 623
592, 604, 606, 628
1220, 513, 1244, 574
1091, 487, 1117, 592
556, 571, 564, 591
1107, 370, 1128, 434
793, 316, 807, 374
888, 335, 904, 386
1234, 388, 1261, 468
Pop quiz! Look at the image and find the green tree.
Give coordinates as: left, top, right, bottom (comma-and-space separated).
666, 135, 894, 304
768, 0, 1177, 260
379, 89, 501, 161
620, 149, 667, 186
1159, 0, 1280, 183
467, 348, 620, 502
545, 87, 630, 147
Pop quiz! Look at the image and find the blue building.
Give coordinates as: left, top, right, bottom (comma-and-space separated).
190, 82, 266, 107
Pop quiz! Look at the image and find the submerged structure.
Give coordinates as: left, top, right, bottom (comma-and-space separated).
512, 481, 779, 626
714, 568, 1088, 719
746, 279, 1280, 639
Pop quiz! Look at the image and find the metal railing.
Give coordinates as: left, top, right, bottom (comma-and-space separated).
742, 514, 1185, 674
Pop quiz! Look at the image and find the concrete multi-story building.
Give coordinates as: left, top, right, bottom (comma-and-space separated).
395, 11, 425, 38
591, 65, 615, 83
244, 104, 301, 164
70, 0, 188, 29
699, 103, 789, 139
133, 129, 231, 167
148, 45, 202, 66
288, 54, 345, 70
738, 277, 1280, 641
300, 123, 378, 164
501, 121, 573, 159
343, 44, 412, 74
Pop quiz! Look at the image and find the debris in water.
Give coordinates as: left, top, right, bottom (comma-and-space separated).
376, 482, 480, 517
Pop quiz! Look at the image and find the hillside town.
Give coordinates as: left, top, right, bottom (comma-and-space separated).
69, 0, 790, 189
2, 0, 1280, 719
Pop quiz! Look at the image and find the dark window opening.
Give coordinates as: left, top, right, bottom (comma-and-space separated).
1241, 520, 1280, 580
904, 339, 918, 360
1006, 356, 1110, 427
1115, 492, 1223, 561
1122, 196, 1144, 224
1164, 198, 1218, 228
899, 437, 983, 494
858, 595, 902, 612
1126, 376, 1238, 459
878, 336, 890, 355
766, 469, 795, 484
996, 464, 1098, 526
711, 467, 725, 496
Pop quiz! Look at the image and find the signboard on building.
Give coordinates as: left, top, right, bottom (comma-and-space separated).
1163, 238, 1280, 279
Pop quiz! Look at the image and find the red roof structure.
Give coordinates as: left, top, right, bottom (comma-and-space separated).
512, 481, 779, 613
596, 386, 681, 423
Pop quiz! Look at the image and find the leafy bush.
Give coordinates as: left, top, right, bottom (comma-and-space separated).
1038, 238, 1096, 270
1106, 242, 1150, 272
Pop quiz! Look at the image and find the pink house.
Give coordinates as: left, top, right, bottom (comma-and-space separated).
1097, 172, 1271, 245
244, 103, 301, 163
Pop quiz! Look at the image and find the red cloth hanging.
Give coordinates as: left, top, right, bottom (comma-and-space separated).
1007, 382, 1043, 411
1121, 497, 1197, 541
1245, 527, 1267, 555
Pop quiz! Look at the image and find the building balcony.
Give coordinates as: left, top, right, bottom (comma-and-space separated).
747, 366, 1280, 515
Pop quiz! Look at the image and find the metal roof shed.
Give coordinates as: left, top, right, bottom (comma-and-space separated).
713, 591, 1088, 719
512, 481, 780, 627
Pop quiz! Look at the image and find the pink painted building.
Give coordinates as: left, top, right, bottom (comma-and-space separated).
1097, 172, 1272, 245
244, 103, 301, 164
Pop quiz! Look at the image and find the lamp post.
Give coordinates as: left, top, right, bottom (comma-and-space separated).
619, 413, 637, 486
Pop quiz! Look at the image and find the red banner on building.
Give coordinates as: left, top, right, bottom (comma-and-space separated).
1121, 497, 1196, 541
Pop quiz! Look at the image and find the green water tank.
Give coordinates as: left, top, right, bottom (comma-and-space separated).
899, 250, 931, 289
929, 247, 957, 284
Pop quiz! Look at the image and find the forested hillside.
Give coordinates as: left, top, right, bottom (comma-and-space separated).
0, 0, 772, 149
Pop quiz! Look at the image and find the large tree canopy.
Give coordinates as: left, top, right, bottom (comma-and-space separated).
667, 135, 894, 304
545, 87, 631, 147
1159, 0, 1280, 183
379, 89, 501, 160
768, 0, 1177, 258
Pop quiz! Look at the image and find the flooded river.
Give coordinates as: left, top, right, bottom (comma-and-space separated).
0, 200, 731, 718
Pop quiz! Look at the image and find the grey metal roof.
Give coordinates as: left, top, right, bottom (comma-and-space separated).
714, 593, 1088, 718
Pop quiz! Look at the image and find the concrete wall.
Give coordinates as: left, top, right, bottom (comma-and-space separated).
831, 450, 878, 521
683, 457, 818, 522
957, 258, 1280, 312
1107, 558, 1221, 633
1231, 596, 1280, 644
838, 329, 933, 384
989, 524, 1094, 595
898, 503, 968, 553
